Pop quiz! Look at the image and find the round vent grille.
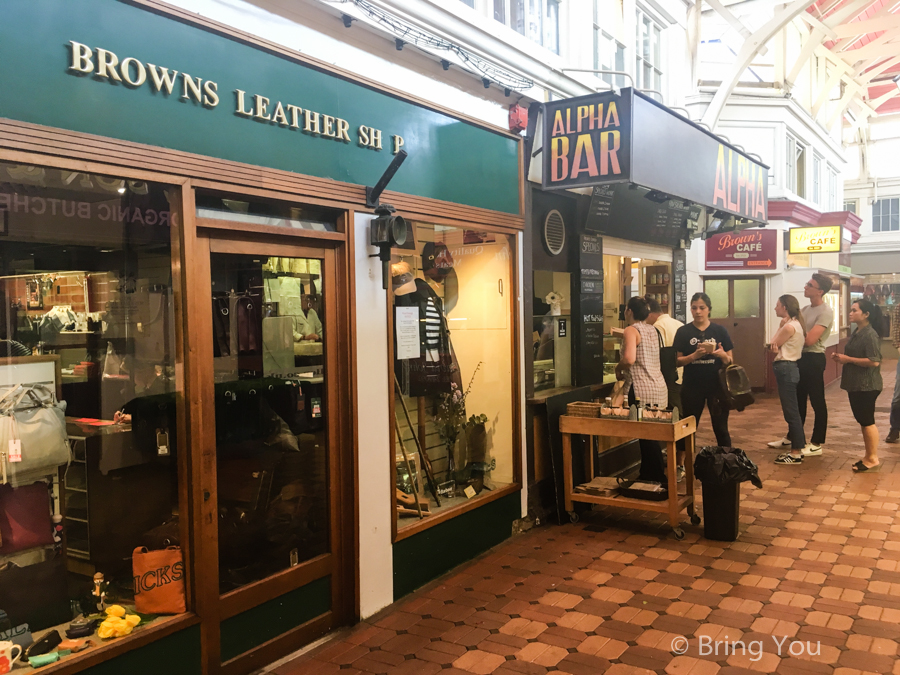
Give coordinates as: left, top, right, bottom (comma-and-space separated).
543, 209, 566, 256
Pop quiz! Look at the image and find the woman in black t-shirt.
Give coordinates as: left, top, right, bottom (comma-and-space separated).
673, 292, 734, 447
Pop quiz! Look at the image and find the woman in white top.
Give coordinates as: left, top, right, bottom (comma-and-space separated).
770, 294, 806, 464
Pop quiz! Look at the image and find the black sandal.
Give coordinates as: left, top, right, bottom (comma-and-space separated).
852, 460, 880, 472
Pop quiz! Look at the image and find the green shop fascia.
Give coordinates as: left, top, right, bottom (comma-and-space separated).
0, 1, 523, 674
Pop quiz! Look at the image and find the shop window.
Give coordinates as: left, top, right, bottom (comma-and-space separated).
196, 191, 338, 232
705, 279, 729, 319
872, 198, 899, 232
0, 161, 185, 651
208, 252, 329, 592
533, 270, 571, 391
392, 224, 514, 529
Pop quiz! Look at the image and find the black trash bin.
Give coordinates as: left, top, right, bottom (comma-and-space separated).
694, 446, 762, 542
701, 481, 741, 541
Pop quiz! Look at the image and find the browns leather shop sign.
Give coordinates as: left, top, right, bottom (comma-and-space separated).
542, 89, 769, 224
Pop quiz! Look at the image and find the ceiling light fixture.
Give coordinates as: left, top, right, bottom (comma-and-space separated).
894, 73, 900, 92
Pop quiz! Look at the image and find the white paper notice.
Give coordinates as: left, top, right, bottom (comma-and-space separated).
395, 306, 420, 360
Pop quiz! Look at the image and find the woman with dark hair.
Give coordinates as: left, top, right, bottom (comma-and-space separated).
616, 296, 667, 483
770, 294, 807, 464
832, 300, 884, 472
673, 292, 734, 448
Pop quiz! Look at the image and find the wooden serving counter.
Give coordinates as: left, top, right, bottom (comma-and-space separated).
560, 414, 699, 539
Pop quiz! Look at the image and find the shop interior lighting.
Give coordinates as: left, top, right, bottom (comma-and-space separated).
342, 0, 534, 92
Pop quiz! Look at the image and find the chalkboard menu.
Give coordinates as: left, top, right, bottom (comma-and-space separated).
576, 234, 605, 385
585, 184, 695, 248
672, 248, 687, 324
585, 185, 614, 234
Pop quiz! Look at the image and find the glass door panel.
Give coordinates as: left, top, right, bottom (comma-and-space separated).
704, 279, 729, 318
210, 252, 329, 594
733, 279, 761, 318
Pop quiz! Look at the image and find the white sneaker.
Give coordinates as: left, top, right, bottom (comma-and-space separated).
768, 437, 791, 448
801, 444, 823, 456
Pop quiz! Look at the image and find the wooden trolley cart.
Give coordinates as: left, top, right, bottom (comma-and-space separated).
560, 414, 699, 539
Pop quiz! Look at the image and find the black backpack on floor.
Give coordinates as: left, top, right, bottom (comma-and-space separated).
719, 364, 755, 412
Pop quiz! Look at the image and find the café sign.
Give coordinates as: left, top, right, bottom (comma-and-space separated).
789, 225, 842, 254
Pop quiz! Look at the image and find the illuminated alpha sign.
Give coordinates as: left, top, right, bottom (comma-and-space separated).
543, 91, 631, 190
543, 89, 769, 224
789, 225, 842, 254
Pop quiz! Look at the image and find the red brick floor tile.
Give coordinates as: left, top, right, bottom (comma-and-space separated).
265, 368, 900, 675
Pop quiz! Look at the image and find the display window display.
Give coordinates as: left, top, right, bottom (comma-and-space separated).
532, 271, 571, 391
392, 223, 514, 528
0, 161, 185, 661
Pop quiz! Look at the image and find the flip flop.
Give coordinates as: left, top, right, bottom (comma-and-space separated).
852, 460, 880, 473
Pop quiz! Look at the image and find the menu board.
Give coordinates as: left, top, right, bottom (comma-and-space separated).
577, 234, 605, 385
584, 184, 693, 247
672, 248, 687, 324
585, 186, 615, 233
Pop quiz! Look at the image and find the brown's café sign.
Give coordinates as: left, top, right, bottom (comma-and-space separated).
542, 89, 769, 224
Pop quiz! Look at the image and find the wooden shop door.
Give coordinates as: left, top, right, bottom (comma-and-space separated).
190, 230, 351, 675
704, 277, 767, 389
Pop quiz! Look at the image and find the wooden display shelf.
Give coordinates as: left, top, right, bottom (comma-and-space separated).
560, 415, 698, 538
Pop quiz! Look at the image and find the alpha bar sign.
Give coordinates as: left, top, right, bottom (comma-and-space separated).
542, 89, 769, 224
789, 225, 842, 254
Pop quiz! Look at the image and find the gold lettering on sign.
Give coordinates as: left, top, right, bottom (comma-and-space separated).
271, 101, 288, 126
253, 94, 271, 120
287, 104, 303, 129
147, 65, 178, 95
234, 90, 253, 117
65, 41, 409, 152
303, 110, 321, 135
69, 42, 94, 73
182, 74, 203, 104
337, 119, 351, 142
96, 49, 122, 81
202, 81, 218, 107
120, 57, 146, 87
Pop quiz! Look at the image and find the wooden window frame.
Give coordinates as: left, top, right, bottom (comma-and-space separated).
389, 223, 524, 544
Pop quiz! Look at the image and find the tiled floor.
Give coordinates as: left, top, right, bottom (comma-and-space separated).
273, 361, 900, 675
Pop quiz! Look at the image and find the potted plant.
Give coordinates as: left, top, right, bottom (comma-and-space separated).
435, 363, 483, 485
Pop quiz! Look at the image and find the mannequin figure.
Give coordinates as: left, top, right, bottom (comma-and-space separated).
391, 261, 453, 396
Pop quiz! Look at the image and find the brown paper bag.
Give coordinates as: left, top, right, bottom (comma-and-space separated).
132, 546, 186, 614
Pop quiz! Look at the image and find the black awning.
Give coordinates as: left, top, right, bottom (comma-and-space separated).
541, 88, 769, 245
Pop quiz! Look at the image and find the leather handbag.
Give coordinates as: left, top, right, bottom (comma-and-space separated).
0, 385, 70, 487
0, 555, 70, 631
0, 483, 53, 553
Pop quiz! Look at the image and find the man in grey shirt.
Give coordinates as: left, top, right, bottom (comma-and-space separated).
769, 273, 834, 454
